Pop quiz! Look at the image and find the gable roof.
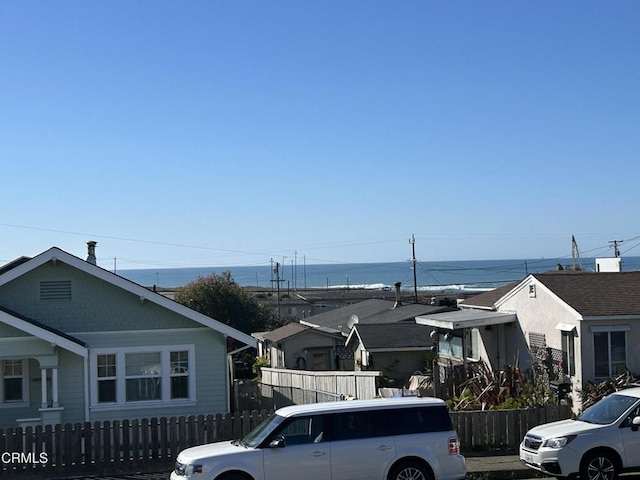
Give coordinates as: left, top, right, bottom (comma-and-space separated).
531, 270, 640, 317
0, 247, 257, 347
460, 270, 640, 318
346, 323, 433, 351
253, 321, 309, 343
0, 256, 31, 276
460, 281, 520, 309
253, 321, 339, 343
301, 298, 453, 335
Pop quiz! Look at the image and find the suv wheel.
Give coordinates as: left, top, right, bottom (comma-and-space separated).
388, 461, 432, 480
580, 452, 618, 480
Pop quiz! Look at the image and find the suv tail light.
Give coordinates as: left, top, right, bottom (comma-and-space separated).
448, 437, 460, 455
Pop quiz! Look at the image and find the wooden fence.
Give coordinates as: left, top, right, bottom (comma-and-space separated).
0, 411, 271, 478
260, 367, 381, 401
0, 405, 571, 478
451, 404, 572, 451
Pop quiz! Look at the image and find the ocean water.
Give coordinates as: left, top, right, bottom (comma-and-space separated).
117, 256, 640, 293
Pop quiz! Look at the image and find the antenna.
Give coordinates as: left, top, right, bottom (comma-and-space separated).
409, 234, 418, 303
571, 235, 584, 271
347, 315, 359, 330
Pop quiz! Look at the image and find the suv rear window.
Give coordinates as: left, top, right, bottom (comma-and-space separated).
395, 405, 453, 434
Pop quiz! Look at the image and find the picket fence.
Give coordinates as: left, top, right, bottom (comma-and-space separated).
0, 405, 571, 478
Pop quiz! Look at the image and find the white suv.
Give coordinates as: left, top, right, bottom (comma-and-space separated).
171, 396, 466, 480
520, 386, 640, 480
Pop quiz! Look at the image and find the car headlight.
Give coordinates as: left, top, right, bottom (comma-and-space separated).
184, 464, 203, 476
544, 435, 576, 448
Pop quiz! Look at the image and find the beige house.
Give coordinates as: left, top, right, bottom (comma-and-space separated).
252, 322, 344, 371
417, 270, 640, 412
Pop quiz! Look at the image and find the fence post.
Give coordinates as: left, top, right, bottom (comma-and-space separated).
113, 420, 121, 470
159, 417, 169, 463
169, 418, 178, 466
187, 416, 196, 447
141, 418, 150, 470
102, 421, 111, 473
206, 415, 215, 444
121, 420, 131, 470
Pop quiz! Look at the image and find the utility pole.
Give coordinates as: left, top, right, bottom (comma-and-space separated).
410, 234, 418, 303
271, 262, 285, 322
609, 239, 624, 257
294, 250, 297, 290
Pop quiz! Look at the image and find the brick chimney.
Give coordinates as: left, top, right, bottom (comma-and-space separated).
86, 241, 97, 265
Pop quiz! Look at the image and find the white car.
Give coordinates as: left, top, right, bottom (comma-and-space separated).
519, 386, 640, 480
171, 396, 466, 480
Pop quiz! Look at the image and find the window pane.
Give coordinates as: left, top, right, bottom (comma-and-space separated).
97, 354, 116, 378
332, 412, 373, 441
277, 416, 325, 445
4, 378, 22, 402
396, 406, 453, 434
126, 352, 161, 376
3, 360, 22, 377
170, 351, 188, 374
439, 335, 463, 357
594, 332, 609, 377
611, 331, 627, 374
171, 376, 189, 399
562, 332, 576, 376
98, 379, 116, 403
126, 378, 162, 401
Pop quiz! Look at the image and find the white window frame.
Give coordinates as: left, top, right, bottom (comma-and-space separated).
590, 325, 629, 379
90, 345, 196, 409
0, 359, 30, 405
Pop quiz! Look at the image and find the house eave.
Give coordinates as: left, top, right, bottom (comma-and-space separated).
0, 247, 257, 348
415, 310, 517, 330
0, 309, 88, 358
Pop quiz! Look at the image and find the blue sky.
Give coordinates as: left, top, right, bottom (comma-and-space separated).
1, 1, 639, 269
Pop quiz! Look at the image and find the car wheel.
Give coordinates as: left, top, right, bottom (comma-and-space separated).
388, 461, 432, 480
217, 472, 253, 480
580, 451, 618, 480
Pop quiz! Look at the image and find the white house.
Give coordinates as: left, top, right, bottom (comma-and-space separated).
416, 270, 640, 411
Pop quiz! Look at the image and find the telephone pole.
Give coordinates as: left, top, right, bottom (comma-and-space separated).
271, 261, 285, 321
410, 234, 418, 303
610, 239, 624, 257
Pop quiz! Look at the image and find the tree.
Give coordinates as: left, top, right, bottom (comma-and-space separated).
174, 271, 272, 336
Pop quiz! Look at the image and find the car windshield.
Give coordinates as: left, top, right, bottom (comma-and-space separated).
578, 394, 639, 425
241, 414, 285, 448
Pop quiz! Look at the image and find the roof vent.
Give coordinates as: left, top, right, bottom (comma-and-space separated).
393, 282, 402, 308
86, 241, 97, 265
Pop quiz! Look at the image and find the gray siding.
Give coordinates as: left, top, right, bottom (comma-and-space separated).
0, 259, 234, 427
57, 349, 86, 425
81, 328, 228, 423
0, 262, 197, 333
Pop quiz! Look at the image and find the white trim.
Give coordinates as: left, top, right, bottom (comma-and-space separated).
0, 247, 256, 347
589, 325, 631, 332
89, 345, 196, 408
84, 356, 89, 422
555, 323, 578, 333
0, 359, 30, 404
0, 309, 87, 358
75, 327, 211, 337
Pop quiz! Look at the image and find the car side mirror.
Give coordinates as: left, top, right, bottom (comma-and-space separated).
632, 416, 640, 432
269, 436, 286, 448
